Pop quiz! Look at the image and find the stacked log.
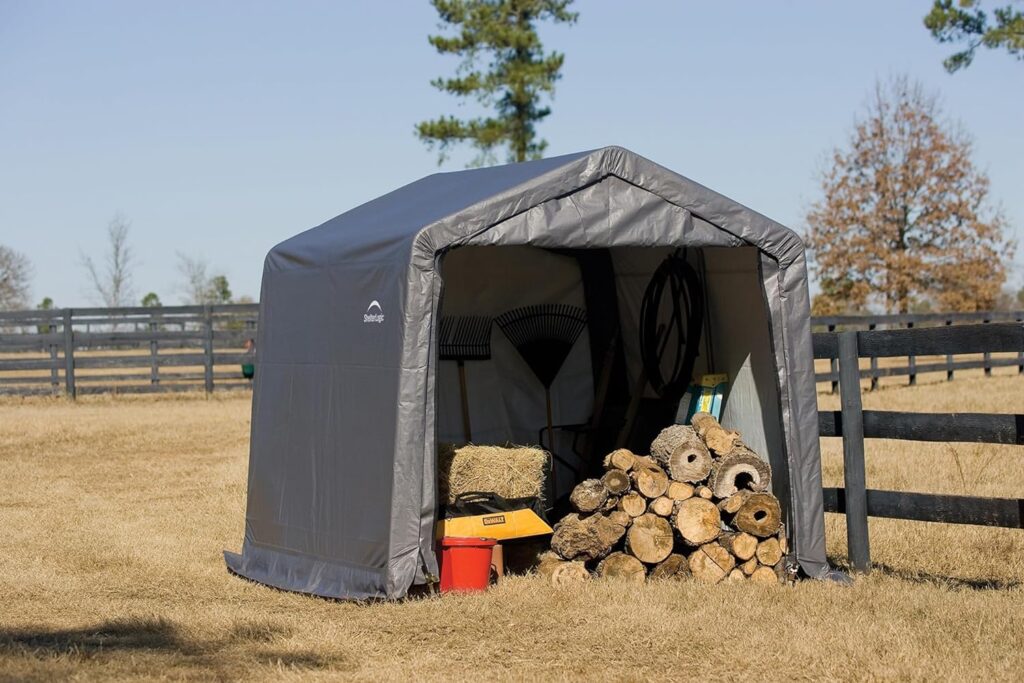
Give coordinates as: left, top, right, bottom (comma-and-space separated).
542, 412, 793, 586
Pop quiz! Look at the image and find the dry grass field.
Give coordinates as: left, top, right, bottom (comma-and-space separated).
1, 375, 1023, 681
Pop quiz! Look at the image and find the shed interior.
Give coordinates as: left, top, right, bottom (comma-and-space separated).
436, 243, 788, 507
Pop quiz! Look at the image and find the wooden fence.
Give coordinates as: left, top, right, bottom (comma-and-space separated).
813, 310, 1024, 391
2, 305, 1024, 397
814, 322, 1024, 572
0, 305, 258, 397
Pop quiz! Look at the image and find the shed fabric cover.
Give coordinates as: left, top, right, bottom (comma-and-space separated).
224, 146, 829, 599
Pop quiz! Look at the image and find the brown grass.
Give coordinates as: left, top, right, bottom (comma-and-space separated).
1, 380, 1023, 680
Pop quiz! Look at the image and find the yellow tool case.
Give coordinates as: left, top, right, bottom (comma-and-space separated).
435, 492, 553, 541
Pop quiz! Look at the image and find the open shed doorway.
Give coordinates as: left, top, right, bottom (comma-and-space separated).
436, 243, 788, 511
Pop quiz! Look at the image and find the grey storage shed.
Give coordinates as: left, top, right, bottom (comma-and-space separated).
225, 146, 829, 599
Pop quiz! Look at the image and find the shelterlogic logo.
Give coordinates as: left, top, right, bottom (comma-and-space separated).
363, 300, 384, 324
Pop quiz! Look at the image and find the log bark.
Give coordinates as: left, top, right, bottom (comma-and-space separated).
569, 478, 608, 514
606, 510, 631, 528
690, 412, 740, 454
603, 448, 637, 472
717, 490, 751, 515
756, 537, 783, 567
673, 497, 721, 545
551, 513, 626, 561
618, 492, 647, 518
773, 559, 792, 584
597, 552, 646, 582
537, 559, 590, 586
688, 542, 735, 584
707, 445, 771, 498
696, 485, 713, 500
650, 425, 712, 483
750, 565, 780, 585
733, 493, 782, 538
601, 469, 631, 495
667, 481, 694, 501
648, 496, 674, 517
719, 531, 758, 561
631, 464, 669, 499
740, 557, 758, 576
649, 553, 690, 580
625, 513, 674, 564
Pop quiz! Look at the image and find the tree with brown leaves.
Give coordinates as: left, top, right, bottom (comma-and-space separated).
805, 77, 1013, 315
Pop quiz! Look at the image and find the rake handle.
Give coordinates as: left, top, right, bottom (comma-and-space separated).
457, 360, 472, 443
545, 387, 557, 497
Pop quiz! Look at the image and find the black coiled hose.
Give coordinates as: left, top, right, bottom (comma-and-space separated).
638, 251, 704, 402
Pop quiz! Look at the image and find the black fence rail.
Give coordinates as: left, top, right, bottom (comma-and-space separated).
2, 305, 1024, 397
0, 305, 259, 397
813, 310, 1024, 391
813, 322, 1024, 572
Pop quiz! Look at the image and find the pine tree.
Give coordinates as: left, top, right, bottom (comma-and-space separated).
417, 0, 577, 165
925, 1, 1024, 72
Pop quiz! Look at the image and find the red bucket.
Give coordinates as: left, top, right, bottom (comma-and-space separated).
438, 537, 497, 593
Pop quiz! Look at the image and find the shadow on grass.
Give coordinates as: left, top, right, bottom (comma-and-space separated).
873, 562, 1021, 591
0, 616, 345, 673
0, 617, 193, 657
828, 555, 1020, 590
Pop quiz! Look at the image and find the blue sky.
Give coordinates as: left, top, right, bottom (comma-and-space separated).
1, 1, 1021, 306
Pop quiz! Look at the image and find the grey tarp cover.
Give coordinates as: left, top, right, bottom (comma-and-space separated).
224, 146, 829, 599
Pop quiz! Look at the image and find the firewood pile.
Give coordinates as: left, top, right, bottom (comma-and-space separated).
539, 413, 793, 585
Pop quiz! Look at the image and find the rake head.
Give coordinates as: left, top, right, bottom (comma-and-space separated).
439, 316, 493, 362
495, 304, 587, 388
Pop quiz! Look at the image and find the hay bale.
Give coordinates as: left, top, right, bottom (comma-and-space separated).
438, 442, 548, 505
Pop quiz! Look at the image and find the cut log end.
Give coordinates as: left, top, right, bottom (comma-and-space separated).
719, 531, 758, 562
691, 412, 740, 455
537, 559, 590, 586
601, 469, 631, 495
649, 553, 690, 580
626, 513, 675, 564
666, 481, 694, 501
603, 448, 637, 472
674, 497, 722, 546
569, 479, 608, 514
618, 492, 647, 518
708, 446, 771, 498
688, 543, 735, 584
750, 565, 780, 585
648, 496, 674, 517
756, 537, 783, 567
733, 493, 783, 538
632, 464, 670, 499
597, 552, 646, 582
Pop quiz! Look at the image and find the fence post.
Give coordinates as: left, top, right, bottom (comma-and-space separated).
828, 324, 838, 394
868, 323, 878, 391
1017, 315, 1023, 375
983, 317, 992, 377
62, 309, 76, 399
906, 320, 916, 386
49, 344, 59, 394
838, 331, 870, 573
149, 319, 160, 386
203, 305, 214, 395
946, 319, 954, 381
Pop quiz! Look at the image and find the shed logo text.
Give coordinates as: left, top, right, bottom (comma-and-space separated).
363, 301, 384, 324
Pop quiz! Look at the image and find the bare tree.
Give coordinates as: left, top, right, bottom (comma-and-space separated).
0, 245, 32, 310
177, 253, 210, 304
176, 253, 232, 305
81, 214, 136, 307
